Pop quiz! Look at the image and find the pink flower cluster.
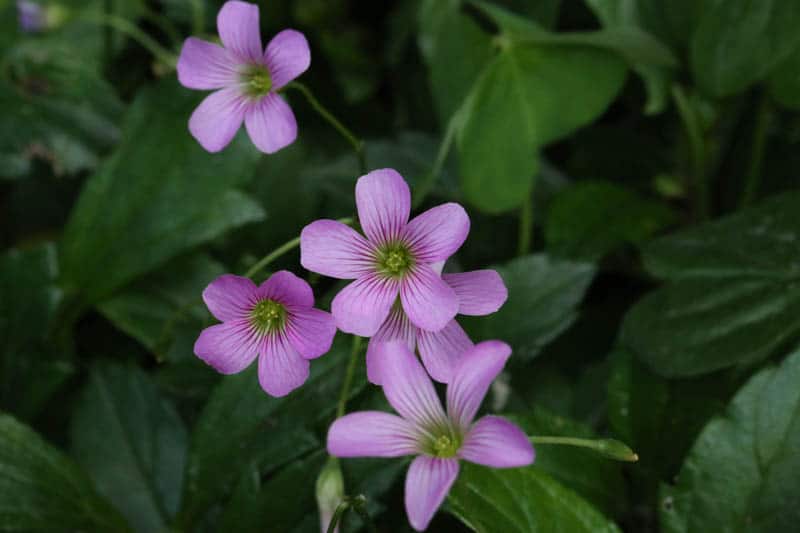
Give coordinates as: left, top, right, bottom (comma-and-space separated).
181, 3, 533, 531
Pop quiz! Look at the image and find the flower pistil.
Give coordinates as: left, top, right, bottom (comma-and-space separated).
250, 298, 286, 334
376, 242, 415, 278
241, 65, 273, 98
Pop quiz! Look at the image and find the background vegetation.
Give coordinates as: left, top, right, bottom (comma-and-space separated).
1, 0, 799, 531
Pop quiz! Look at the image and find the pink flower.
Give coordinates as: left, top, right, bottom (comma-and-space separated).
366, 267, 507, 384
177, 1, 310, 153
299, 168, 470, 338
193, 271, 335, 397
327, 341, 534, 531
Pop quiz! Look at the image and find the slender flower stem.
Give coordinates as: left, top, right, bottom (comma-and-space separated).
350, 495, 377, 533
188, 0, 205, 36
325, 495, 375, 533
284, 82, 367, 175
529, 435, 639, 462
517, 195, 533, 256
336, 335, 362, 419
740, 94, 772, 207
412, 112, 459, 208
326, 500, 350, 533
671, 84, 709, 219
84, 13, 177, 67
243, 217, 353, 279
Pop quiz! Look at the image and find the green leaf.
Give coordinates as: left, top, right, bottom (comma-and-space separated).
177, 336, 367, 528
0, 38, 123, 179
690, 0, 800, 97
0, 413, 129, 532
545, 180, 676, 261
660, 346, 800, 532
631, 0, 706, 51
447, 461, 622, 533
511, 408, 629, 518
768, 45, 800, 110
220, 452, 406, 533
474, 0, 677, 68
219, 451, 328, 533
0, 244, 73, 420
418, 0, 494, 124
71, 363, 187, 533
582, 0, 676, 114
607, 348, 741, 480
622, 192, 800, 377
457, 41, 626, 212
59, 80, 263, 304
462, 254, 596, 361
97, 254, 224, 361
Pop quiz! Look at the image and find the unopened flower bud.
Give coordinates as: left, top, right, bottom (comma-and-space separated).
316, 457, 345, 533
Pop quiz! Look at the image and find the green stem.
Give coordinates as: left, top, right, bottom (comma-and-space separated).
284, 82, 366, 175
517, 195, 533, 256
336, 336, 362, 419
671, 84, 709, 219
103, 0, 113, 63
740, 94, 772, 207
85, 13, 177, 67
188, 0, 205, 36
325, 495, 374, 533
244, 217, 353, 279
530, 435, 639, 462
349, 495, 377, 533
326, 501, 351, 533
412, 113, 459, 208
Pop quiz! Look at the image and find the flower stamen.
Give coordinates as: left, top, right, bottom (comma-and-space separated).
376, 242, 415, 278
250, 299, 286, 334
242, 65, 273, 98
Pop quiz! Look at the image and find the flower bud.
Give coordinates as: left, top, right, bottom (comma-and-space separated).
316, 457, 345, 533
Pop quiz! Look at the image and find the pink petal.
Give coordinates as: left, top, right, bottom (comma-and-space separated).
188, 87, 248, 153
327, 411, 419, 458
460, 416, 535, 468
202, 274, 257, 321
177, 37, 239, 90
377, 341, 448, 429
264, 29, 311, 89
404, 203, 470, 263
244, 92, 297, 154
331, 275, 399, 336
355, 169, 411, 245
216, 0, 262, 63
257, 270, 313, 307
417, 320, 473, 383
300, 219, 376, 279
404, 456, 459, 532
400, 265, 458, 332
365, 307, 417, 384
443, 270, 508, 316
446, 341, 511, 429
258, 334, 310, 397
285, 307, 336, 360
194, 320, 259, 374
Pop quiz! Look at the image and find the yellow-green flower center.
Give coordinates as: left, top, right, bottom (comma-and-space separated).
425, 429, 462, 458
242, 65, 272, 98
250, 299, 286, 334
376, 242, 415, 278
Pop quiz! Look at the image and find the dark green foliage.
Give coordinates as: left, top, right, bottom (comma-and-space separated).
2, 0, 800, 532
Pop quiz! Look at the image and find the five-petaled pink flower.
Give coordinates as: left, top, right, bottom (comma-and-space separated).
193, 271, 335, 397
177, 0, 310, 153
300, 168, 470, 341
366, 265, 507, 385
327, 340, 534, 531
